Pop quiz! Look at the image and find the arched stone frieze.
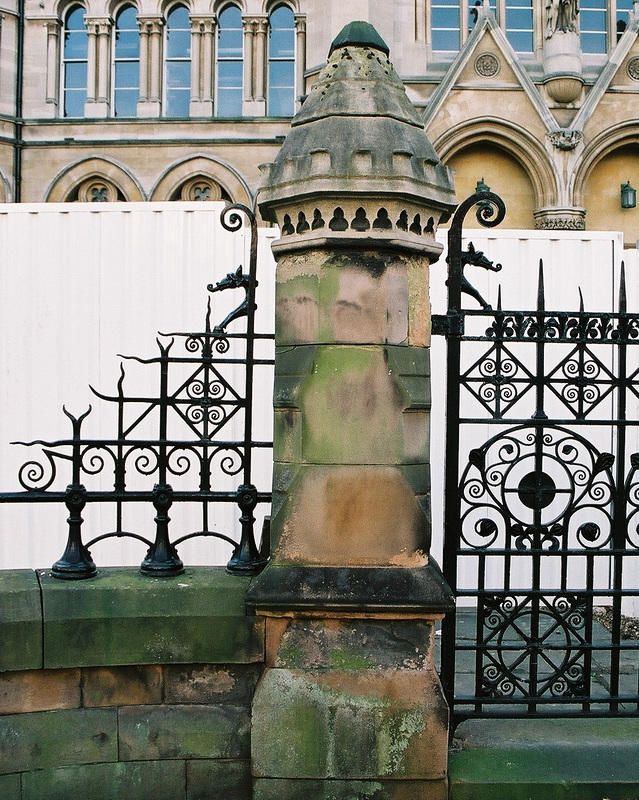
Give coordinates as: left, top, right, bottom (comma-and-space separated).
44, 157, 145, 202
432, 118, 559, 210
149, 155, 252, 204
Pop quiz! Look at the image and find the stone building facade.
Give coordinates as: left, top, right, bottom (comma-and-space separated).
0, 0, 639, 241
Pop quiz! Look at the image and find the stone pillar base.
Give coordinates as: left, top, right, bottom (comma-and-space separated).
244, 99, 267, 116
84, 100, 109, 117
190, 99, 213, 117
251, 614, 450, 795
137, 100, 162, 117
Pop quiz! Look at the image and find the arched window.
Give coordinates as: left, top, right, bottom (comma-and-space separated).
505, 0, 533, 52
165, 5, 191, 117
113, 5, 140, 117
216, 5, 243, 117
581, 0, 608, 53
63, 6, 88, 117
267, 5, 295, 116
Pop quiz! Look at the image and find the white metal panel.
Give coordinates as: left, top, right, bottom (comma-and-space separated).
0, 203, 277, 570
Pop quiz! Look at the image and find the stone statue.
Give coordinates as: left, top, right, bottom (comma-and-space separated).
545, 0, 579, 38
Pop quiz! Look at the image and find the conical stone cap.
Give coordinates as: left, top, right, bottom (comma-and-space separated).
258, 21, 456, 254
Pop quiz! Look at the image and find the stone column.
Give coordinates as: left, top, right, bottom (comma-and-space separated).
254, 17, 268, 108
248, 21, 457, 800
189, 16, 215, 116
84, 18, 98, 114
84, 17, 111, 116
137, 17, 163, 117
44, 19, 60, 107
294, 15, 306, 108
96, 19, 111, 110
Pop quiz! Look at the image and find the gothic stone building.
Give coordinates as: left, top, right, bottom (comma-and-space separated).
1, 0, 639, 243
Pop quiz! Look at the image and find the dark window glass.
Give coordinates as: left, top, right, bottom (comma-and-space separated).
268, 5, 295, 116
165, 5, 191, 117
63, 6, 87, 117
114, 5, 139, 117
217, 5, 243, 116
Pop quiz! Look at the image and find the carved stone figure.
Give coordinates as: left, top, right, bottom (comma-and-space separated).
545, 0, 579, 38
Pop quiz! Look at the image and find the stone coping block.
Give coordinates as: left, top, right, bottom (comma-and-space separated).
40, 567, 264, 668
0, 570, 43, 672
0, 567, 264, 672
450, 718, 639, 800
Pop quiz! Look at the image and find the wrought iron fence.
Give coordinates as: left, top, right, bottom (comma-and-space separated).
0, 204, 273, 578
436, 192, 639, 721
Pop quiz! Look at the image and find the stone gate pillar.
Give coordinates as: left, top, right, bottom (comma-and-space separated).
247, 21, 457, 800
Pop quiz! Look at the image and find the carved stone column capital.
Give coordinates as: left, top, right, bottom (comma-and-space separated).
85, 17, 111, 36
43, 18, 60, 35
137, 16, 164, 36
294, 14, 306, 34
190, 15, 216, 34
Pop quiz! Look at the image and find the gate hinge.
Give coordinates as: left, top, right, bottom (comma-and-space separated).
432, 313, 464, 336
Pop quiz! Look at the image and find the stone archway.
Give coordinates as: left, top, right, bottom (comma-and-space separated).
44, 157, 145, 202
149, 156, 252, 205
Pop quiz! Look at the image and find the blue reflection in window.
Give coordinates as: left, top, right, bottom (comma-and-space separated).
506, 0, 533, 52
217, 5, 243, 116
165, 5, 191, 117
268, 5, 295, 116
432, 0, 460, 51
580, 0, 607, 53
63, 6, 87, 117
114, 5, 139, 117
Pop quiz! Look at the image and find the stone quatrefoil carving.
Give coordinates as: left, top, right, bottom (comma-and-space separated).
280, 207, 436, 237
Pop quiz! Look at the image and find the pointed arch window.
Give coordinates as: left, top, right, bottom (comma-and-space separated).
63, 6, 88, 117
216, 5, 243, 117
268, 5, 295, 116
165, 5, 191, 117
113, 5, 140, 117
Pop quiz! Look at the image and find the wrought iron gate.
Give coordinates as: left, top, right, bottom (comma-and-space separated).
435, 192, 639, 722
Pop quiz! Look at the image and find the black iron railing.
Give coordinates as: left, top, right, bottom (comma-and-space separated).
436, 192, 639, 722
0, 204, 273, 578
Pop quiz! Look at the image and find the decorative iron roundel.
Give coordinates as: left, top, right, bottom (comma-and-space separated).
475, 53, 500, 78
628, 57, 639, 81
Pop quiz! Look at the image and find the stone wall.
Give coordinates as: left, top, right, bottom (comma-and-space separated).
0, 568, 264, 800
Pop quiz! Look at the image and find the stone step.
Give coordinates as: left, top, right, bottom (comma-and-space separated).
449, 718, 639, 800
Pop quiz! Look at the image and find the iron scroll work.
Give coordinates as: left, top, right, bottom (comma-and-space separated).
435, 190, 639, 721
0, 204, 273, 578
